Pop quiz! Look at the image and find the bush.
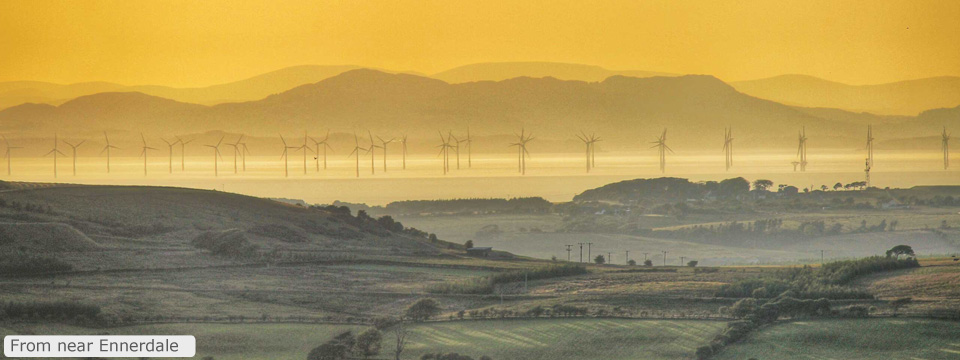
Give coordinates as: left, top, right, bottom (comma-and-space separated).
406, 299, 441, 322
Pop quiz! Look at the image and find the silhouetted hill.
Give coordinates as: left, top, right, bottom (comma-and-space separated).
731, 74, 960, 116
1, 69, 947, 150
0, 65, 366, 109
432, 62, 676, 83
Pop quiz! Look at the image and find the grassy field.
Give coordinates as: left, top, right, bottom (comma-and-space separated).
714, 318, 960, 360
404, 318, 726, 360
0, 323, 363, 360
0, 319, 725, 360
398, 213, 960, 265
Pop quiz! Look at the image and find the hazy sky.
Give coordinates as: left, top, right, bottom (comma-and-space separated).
1, 0, 958, 87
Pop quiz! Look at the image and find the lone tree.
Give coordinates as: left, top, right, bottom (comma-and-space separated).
405, 298, 441, 322
594, 255, 605, 264
643, 259, 653, 267
890, 297, 912, 317
885, 245, 915, 259
627, 259, 637, 266
834, 182, 843, 191
464, 240, 474, 249
686, 260, 698, 267
394, 317, 409, 360
752, 179, 773, 191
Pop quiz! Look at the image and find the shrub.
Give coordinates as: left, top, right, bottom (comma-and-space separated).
406, 299, 441, 322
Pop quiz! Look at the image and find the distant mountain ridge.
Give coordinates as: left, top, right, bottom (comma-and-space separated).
431, 62, 677, 83
1, 69, 955, 151
731, 74, 960, 116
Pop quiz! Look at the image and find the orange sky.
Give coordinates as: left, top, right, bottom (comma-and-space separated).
1, 0, 958, 87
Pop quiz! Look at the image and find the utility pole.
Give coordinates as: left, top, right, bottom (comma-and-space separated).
587, 243, 593, 262
565, 244, 573, 262
680, 256, 686, 266
625, 250, 630, 265
607, 252, 612, 264
662, 251, 668, 266
578, 243, 585, 263
643, 252, 649, 262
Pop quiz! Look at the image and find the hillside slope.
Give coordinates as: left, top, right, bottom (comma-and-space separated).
731, 74, 960, 116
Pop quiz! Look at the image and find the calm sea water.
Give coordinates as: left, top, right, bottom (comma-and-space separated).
4, 150, 956, 205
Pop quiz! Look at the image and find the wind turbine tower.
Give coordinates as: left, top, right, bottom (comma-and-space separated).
436, 131, 452, 175
44, 134, 66, 178
225, 135, 244, 174
347, 133, 368, 178
464, 127, 473, 168
399, 135, 408, 170
943, 127, 951, 170
723, 127, 734, 171
310, 130, 333, 171
449, 132, 462, 170
175, 136, 194, 172
650, 129, 672, 173
101, 132, 120, 174
299, 132, 313, 175
161, 138, 181, 174
797, 127, 808, 172
278, 135, 298, 178
509, 129, 534, 175
376, 135, 394, 172
138, 133, 157, 176
2, 135, 21, 176
866, 125, 874, 167
204, 136, 224, 177
63, 139, 85, 176
367, 131, 381, 175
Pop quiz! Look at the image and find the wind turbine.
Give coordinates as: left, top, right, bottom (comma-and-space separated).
161, 137, 181, 174
310, 130, 334, 171
367, 131, 381, 175
376, 135, 394, 172
464, 127, 473, 168
239, 141, 250, 172
347, 133, 368, 178
44, 134, 66, 178
576, 131, 592, 173
722, 127, 734, 171
650, 128, 672, 173
204, 136, 224, 177
436, 131, 453, 174
449, 132, 462, 170
138, 133, 157, 176
63, 139, 85, 176
866, 125, 874, 167
399, 135, 409, 170
175, 135, 194, 172
796, 127, 808, 172
225, 134, 244, 174
509, 128, 534, 175
943, 127, 951, 170
588, 132, 601, 169
101, 132, 120, 174
298, 131, 313, 175
2, 135, 21, 176
278, 134, 298, 178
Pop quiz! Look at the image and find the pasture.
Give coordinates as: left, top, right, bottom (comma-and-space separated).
404, 318, 726, 360
713, 319, 960, 360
